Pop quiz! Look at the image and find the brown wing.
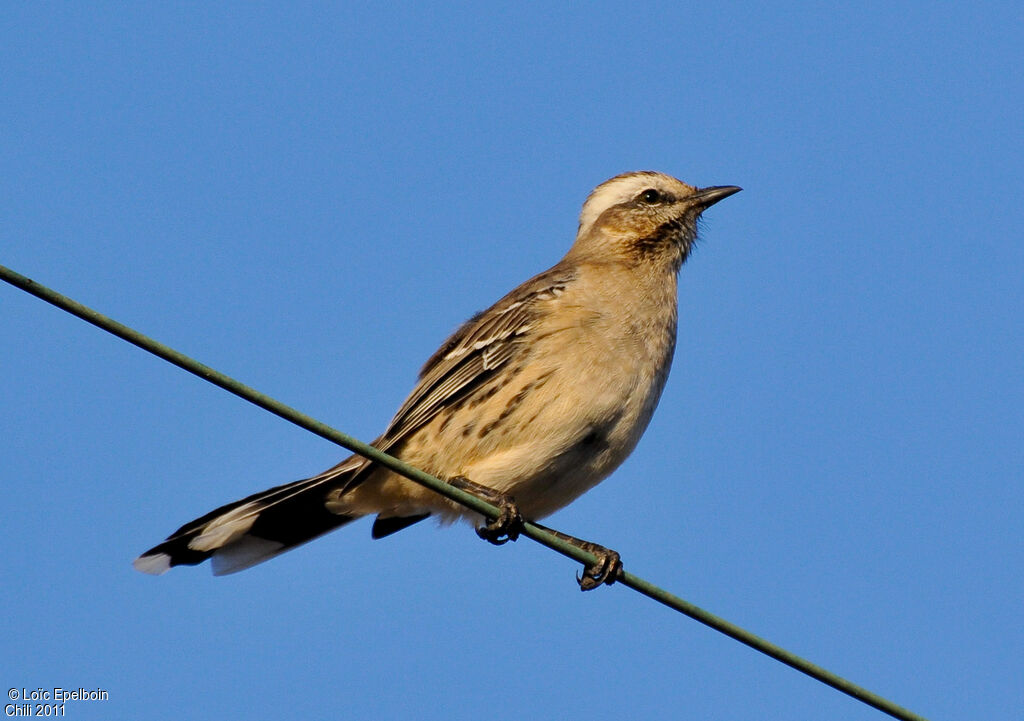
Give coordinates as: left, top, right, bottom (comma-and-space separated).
376, 264, 575, 450
308, 265, 574, 496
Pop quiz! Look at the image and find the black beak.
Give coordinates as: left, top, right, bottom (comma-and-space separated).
692, 185, 742, 209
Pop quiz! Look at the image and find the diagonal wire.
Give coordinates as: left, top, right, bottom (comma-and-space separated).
1, 263, 928, 721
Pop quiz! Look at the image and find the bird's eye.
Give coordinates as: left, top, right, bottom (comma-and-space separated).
639, 188, 662, 204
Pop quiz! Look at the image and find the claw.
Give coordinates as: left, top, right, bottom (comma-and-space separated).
474, 495, 523, 545
576, 548, 621, 591
448, 476, 523, 546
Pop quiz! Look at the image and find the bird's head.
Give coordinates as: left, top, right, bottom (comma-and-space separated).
571, 171, 740, 271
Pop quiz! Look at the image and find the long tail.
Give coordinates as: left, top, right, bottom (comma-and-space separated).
134, 470, 363, 576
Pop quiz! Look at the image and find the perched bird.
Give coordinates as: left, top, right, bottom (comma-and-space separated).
134, 171, 740, 588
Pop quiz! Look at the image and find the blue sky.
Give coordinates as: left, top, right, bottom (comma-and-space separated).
2, 3, 1021, 720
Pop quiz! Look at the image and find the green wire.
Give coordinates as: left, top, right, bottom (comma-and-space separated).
1, 262, 929, 721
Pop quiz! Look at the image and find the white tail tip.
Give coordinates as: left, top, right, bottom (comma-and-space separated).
133, 553, 172, 575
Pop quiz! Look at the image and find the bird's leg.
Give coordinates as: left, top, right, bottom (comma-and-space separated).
445, 477, 620, 590
531, 522, 622, 591
448, 476, 523, 545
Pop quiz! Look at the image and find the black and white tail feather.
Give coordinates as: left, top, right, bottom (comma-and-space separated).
133, 460, 360, 576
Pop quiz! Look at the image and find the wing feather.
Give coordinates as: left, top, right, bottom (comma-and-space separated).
379, 266, 574, 446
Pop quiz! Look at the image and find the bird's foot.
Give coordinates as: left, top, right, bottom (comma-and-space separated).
448, 476, 523, 545
532, 522, 622, 591
575, 545, 622, 591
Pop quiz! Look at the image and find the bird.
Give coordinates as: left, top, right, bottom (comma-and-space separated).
133, 171, 740, 589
